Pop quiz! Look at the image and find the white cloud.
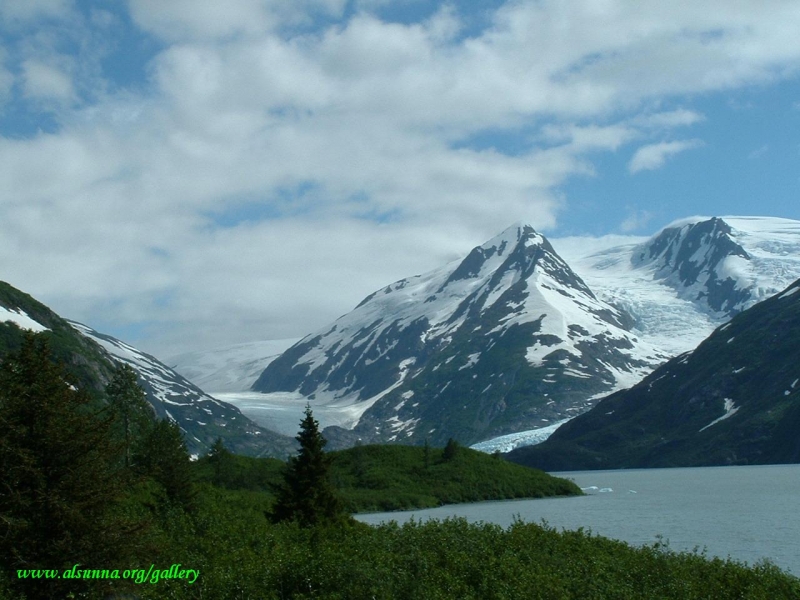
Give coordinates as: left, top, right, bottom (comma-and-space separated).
21, 59, 75, 102
628, 139, 704, 174
3, 1, 800, 357
633, 109, 705, 129
128, 0, 348, 41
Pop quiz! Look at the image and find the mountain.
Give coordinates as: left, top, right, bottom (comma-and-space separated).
554, 216, 800, 358
505, 277, 800, 470
1, 282, 117, 394
70, 322, 295, 458
0, 281, 294, 458
252, 223, 666, 447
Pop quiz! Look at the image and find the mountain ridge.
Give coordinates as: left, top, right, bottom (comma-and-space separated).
0, 280, 294, 458
252, 223, 663, 447
505, 276, 800, 469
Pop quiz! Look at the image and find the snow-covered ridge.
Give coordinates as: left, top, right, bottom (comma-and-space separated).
176, 215, 800, 451
67, 320, 278, 456
0, 305, 49, 333
70, 321, 230, 413
552, 215, 800, 358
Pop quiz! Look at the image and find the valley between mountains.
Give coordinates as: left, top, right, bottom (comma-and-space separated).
3, 215, 800, 467
180, 214, 800, 464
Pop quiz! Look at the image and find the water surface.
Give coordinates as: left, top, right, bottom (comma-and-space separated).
356, 464, 800, 576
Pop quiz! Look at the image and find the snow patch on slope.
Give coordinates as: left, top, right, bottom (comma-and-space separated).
0, 306, 49, 333
699, 398, 740, 432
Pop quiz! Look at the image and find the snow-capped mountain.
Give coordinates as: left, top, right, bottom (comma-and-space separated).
252, 223, 666, 447
182, 215, 800, 452
554, 216, 800, 359
70, 322, 295, 458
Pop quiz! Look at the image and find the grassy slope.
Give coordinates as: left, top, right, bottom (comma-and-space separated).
330, 443, 581, 512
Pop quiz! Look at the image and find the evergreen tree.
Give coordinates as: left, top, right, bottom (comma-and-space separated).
0, 334, 141, 599
105, 363, 152, 469
135, 419, 196, 510
443, 437, 460, 462
207, 436, 235, 487
270, 405, 348, 527
423, 438, 431, 469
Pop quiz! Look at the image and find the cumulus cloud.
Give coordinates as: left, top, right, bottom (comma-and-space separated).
628, 139, 704, 174
2, 1, 800, 356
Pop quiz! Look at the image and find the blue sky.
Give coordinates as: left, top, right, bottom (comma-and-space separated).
1, 0, 799, 357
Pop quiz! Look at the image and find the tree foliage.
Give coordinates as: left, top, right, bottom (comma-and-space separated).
105, 363, 152, 469
135, 419, 196, 510
443, 437, 460, 461
270, 405, 349, 527
0, 334, 142, 599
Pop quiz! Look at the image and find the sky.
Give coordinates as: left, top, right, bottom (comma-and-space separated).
1, 0, 800, 359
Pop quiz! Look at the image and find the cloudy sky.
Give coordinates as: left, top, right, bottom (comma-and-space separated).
2, 0, 799, 359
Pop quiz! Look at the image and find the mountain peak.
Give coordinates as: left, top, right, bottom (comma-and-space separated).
480, 222, 542, 253
252, 221, 653, 447
631, 216, 755, 315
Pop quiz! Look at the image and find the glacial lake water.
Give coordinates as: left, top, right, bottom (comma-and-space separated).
355, 464, 800, 577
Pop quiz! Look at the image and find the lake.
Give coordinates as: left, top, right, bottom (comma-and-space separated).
355, 464, 800, 577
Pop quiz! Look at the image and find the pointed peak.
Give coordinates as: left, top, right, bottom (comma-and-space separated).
480, 222, 543, 253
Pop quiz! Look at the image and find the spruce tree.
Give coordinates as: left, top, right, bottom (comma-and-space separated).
443, 437, 460, 461
207, 437, 235, 487
270, 405, 348, 527
0, 334, 142, 599
105, 363, 152, 469
135, 419, 196, 510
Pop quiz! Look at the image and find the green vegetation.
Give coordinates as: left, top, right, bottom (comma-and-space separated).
1, 332, 798, 599
270, 405, 350, 526
329, 442, 581, 512
126, 505, 800, 600
191, 435, 582, 513
0, 335, 147, 599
